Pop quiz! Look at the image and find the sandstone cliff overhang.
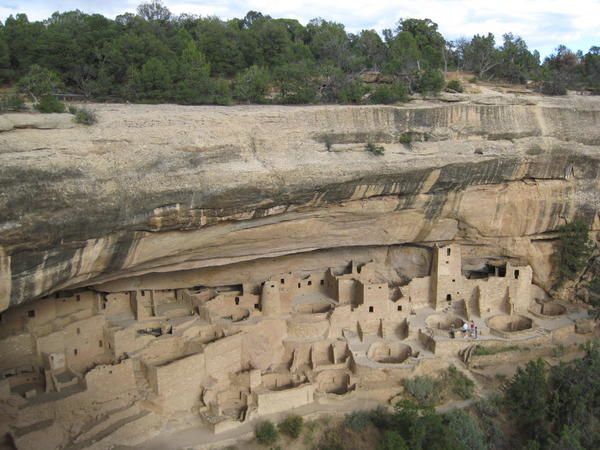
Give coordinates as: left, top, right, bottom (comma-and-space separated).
0, 94, 599, 311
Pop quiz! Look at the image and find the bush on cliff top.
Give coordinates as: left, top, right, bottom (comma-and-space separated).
35, 95, 65, 113
73, 107, 97, 125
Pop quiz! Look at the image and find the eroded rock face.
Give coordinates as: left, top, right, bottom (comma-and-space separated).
1, 94, 599, 311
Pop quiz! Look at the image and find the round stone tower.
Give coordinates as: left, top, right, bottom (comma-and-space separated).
261, 281, 281, 316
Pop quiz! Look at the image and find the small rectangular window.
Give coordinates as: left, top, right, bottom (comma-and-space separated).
308, 281, 312, 286
447, 248, 451, 256
73, 349, 78, 356
76, 328, 80, 335
369, 306, 374, 313
298, 283, 301, 288
320, 280, 324, 285
280, 278, 285, 284
235, 297, 240, 305
99, 340, 103, 348
514, 270, 520, 280
397, 305, 402, 311
27, 310, 36, 318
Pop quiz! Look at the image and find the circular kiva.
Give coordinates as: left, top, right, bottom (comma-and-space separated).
487, 314, 533, 332
425, 313, 465, 330
367, 342, 412, 364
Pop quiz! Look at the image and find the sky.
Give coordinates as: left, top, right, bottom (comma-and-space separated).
0, 0, 598, 57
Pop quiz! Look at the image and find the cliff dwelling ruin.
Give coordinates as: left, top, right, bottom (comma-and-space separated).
0, 244, 594, 449
0, 89, 599, 449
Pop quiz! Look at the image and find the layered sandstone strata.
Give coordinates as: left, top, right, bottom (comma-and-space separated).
0, 93, 599, 311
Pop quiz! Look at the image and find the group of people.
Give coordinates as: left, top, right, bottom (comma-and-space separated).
449, 320, 478, 339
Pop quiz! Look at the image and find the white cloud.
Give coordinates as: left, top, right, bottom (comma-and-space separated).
0, 0, 598, 56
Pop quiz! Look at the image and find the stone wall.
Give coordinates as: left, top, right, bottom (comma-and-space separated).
256, 384, 314, 415
148, 351, 205, 411
204, 333, 243, 381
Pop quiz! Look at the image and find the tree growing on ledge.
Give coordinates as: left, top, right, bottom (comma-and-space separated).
17, 64, 63, 105
556, 219, 594, 286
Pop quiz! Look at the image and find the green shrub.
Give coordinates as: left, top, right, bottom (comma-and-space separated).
278, 414, 303, 439
541, 72, 568, 95
472, 345, 521, 356
338, 78, 367, 104
480, 414, 506, 449
323, 134, 334, 151
365, 141, 385, 155
273, 61, 318, 104
234, 65, 270, 103
469, 76, 478, 83
370, 81, 408, 104
344, 410, 372, 432
377, 431, 408, 450
444, 410, 488, 450
403, 375, 439, 406
417, 69, 445, 94
0, 94, 25, 112
503, 358, 549, 438
398, 132, 413, 145
302, 421, 317, 446
475, 398, 499, 417
446, 79, 464, 92
317, 425, 344, 450
369, 406, 395, 430
211, 78, 232, 105
255, 420, 278, 445
17, 64, 63, 103
36, 95, 65, 113
556, 219, 593, 285
442, 365, 475, 399
73, 107, 97, 125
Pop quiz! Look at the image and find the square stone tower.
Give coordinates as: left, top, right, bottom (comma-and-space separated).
431, 244, 463, 310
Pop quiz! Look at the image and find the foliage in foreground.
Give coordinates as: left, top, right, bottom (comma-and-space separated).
255, 420, 278, 445
306, 348, 600, 450
402, 365, 474, 407
503, 344, 600, 448
278, 414, 303, 439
